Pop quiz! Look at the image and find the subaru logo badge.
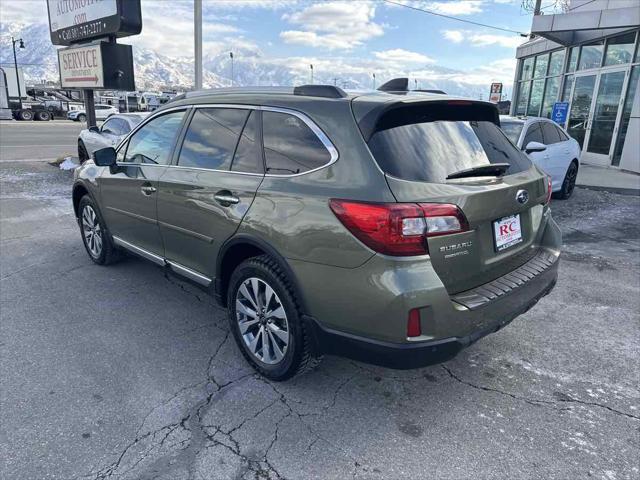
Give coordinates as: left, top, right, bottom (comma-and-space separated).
516, 189, 529, 205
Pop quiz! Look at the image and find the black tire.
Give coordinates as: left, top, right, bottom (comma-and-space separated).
77, 113, 87, 123
227, 255, 320, 381
36, 110, 50, 121
78, 140, 89, 163
78, 195, 120, 265
555, 161, 578, 200
18, 109, 33, 121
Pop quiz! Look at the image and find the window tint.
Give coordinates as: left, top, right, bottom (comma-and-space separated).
262, 111, 331, 175
123, 111, 185, 165
368, 120, 531, 183
500, 121, 524, 145
102, 118, 127, 135
178, 108, 248, 170
523, 123, 544, 146
556, 125, 569, 141
231, 111, 262, 173
541, 122, 562, 144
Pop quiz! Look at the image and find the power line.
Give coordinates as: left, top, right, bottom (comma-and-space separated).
383, 0, 529, 36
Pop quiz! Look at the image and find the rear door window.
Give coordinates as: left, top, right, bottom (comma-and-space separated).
231, 111, 263, 174
368, 119, 532, 183
541, 122, 562, 144
178, 108, 249, 170
262, 111, 332, 175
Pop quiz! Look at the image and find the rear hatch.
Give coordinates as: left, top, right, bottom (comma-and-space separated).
358, 98, 549, 294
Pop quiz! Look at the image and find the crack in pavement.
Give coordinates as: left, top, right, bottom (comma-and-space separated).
442, 365, 640, 421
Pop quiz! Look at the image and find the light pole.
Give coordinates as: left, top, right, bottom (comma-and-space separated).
414, 79, 418, 90
194, 0, 202, 89
11, 37, 25, 110
230, 52, 234, 86
372, 73, 376, 90
310, 64, 313, 84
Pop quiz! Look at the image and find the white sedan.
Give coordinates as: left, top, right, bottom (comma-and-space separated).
77, 113, 148, 163
68, 104, 119, 122
500, 116, 581, 199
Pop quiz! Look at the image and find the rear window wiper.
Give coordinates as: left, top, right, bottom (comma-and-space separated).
446, 163, 510, 180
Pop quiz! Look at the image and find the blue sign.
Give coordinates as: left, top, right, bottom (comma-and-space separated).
551, 102, 569, 126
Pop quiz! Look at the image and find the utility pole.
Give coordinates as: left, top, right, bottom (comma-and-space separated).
194, 0, 202, 89
230, 52, 234, 86
414, 79, 418, 90
530, 0, 542, 39
372, 73, 376, 89
310, 64, 314, 84
11, 37, 24, 110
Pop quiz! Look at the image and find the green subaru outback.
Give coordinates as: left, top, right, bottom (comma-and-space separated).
72, 81, 560, 381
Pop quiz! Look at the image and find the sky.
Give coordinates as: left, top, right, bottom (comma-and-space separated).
0, 0, 550, 91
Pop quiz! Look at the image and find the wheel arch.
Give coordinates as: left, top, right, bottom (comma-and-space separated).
216, 234, 309, 315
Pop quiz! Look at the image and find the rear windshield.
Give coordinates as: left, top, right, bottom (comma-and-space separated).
368, 119, 532, 183
500, 121, 525, 145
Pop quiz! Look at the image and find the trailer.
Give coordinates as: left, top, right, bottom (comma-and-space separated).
0, 66, 53, 121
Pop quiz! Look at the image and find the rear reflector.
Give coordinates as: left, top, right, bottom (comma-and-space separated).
329, 199, 469, 256
407, 308, 422, 337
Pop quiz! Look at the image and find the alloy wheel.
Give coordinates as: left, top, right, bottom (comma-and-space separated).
81, 205, 103, 258
235, 277, 290, 365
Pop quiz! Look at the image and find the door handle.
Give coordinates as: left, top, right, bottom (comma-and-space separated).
141, 185, 157, 195
214, 191, 240, 205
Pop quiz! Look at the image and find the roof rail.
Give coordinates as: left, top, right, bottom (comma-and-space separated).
377, 77, 408, 92
293, 85, 348, 99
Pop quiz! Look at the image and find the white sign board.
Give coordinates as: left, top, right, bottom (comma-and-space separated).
58, 44, 104, 88
48, 0, 117, 33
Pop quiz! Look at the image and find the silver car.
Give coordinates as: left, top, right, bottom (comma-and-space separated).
500, 116, 581, 199
78, 113, 148, 162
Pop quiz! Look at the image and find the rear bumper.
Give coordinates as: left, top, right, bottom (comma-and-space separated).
306, 261, 558, 369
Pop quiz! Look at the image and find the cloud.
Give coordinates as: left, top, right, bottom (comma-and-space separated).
441, 30, 525, 49
425, 1, 484, 15
373, 49, 435, 65
443, 30, 465, 43
389, 1, 485, 15
280, 1, 384, 50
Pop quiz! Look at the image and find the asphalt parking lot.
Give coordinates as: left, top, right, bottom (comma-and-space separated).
0, 121, 83, 162
1, 158, 638, 480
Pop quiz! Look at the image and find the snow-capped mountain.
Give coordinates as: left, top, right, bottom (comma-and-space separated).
1, 22, 503, 99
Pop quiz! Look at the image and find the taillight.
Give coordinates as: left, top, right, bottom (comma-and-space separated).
545, 176, 552, 205
329, 199, 469, 256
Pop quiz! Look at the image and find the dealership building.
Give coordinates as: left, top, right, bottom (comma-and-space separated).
511, 0, 640, 173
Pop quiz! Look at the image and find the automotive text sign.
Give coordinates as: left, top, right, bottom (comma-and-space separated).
46, 0, 142, 46
58, 44, 104, 88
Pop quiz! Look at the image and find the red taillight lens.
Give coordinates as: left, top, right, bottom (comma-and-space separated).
407, 308, 422, 337
329, 200, 469, 256
545, 176, 552, 205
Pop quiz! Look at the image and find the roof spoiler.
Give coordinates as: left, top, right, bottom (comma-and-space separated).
293, 85, 348, 99
415, 89, 446, 95
377, 77, 408, 92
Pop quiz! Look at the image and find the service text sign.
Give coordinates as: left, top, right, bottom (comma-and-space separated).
58, 44, 104, 88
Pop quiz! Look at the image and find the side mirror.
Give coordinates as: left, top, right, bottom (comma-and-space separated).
93, 147, 117, 167
524, 141, 547, 154
88, 126, 100, 133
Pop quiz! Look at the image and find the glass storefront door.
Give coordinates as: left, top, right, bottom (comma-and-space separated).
585, 70, 626, 164
567, 74, 596, 150
566, 68, 631, 166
